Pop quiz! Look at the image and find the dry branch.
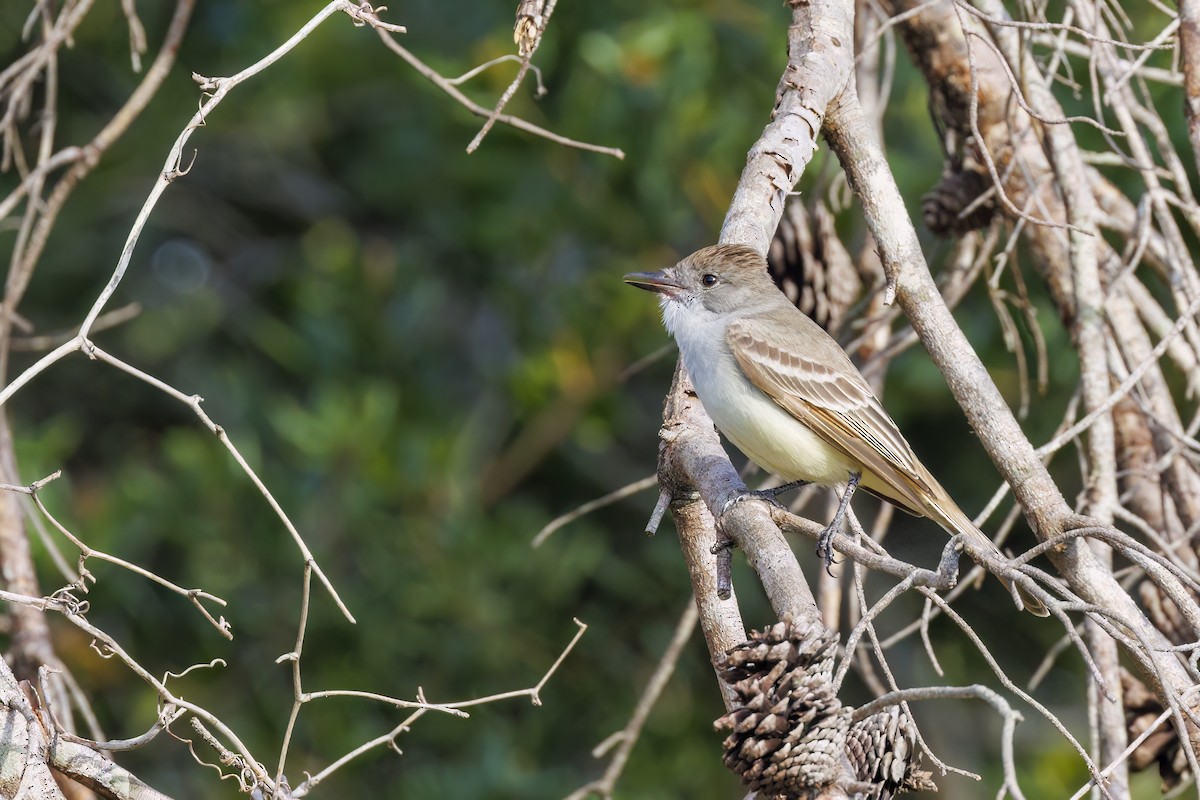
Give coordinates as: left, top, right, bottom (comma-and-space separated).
0, 3, 605, 796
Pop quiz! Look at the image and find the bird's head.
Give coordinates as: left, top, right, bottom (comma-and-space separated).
623, 244, 777, 334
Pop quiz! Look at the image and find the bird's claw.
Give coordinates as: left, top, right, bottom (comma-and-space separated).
721, 492, 773, 515
815, 524, 841, 577
812, 471, 859, 577
720, 480, 811, 515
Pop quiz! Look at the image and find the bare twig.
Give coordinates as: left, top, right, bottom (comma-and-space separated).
533, 475, 657, 548
373, 32, 624, 159
562, 604, 697, 800
466, 0, 559, 153
290, 618, 587, 796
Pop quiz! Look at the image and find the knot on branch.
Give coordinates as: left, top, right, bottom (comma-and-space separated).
714, 616, 934, 799
921, 169, 994, 235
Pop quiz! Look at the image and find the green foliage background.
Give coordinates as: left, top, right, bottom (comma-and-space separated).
0, 1, 1166, 797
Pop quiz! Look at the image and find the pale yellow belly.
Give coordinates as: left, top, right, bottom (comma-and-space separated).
698, 370, 860, 486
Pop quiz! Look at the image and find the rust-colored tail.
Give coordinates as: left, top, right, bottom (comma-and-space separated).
923, 490, 1049, 617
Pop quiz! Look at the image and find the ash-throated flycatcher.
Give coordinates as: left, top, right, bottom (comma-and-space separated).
625, 243, 1046, 616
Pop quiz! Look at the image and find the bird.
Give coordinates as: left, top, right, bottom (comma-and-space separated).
625, 243, 1047, 616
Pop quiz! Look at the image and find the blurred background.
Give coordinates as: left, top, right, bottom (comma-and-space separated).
0, 0, 1152, 797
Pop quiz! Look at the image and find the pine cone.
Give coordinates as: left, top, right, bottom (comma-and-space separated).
1122, 668, 1188, 790
1125, 583, 1195, 788
846, 706, 937, 799
714, 617, 849, 797
1139, 580, 1194, 648
715, 617, 937, 799
768, 200, 862, 334
921, 169, 995, 235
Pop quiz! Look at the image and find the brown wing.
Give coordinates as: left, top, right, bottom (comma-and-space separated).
728, 318, 1049, 615
727, 316, 936, 516
728, 318, 1050, 615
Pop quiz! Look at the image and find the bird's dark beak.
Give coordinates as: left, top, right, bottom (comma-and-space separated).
623, 270, 683, 296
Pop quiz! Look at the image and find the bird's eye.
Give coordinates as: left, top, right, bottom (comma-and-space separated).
701, 273, 719, 288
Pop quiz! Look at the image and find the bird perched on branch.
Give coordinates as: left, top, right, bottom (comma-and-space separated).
625, 243, 1046, 616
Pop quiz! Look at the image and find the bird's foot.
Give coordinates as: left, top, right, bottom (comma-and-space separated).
815, 523, 841, 576
721, 480, 812, 514
813, 472, 862, 576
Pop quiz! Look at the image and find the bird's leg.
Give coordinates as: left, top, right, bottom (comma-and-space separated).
816, 471, 861, 569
